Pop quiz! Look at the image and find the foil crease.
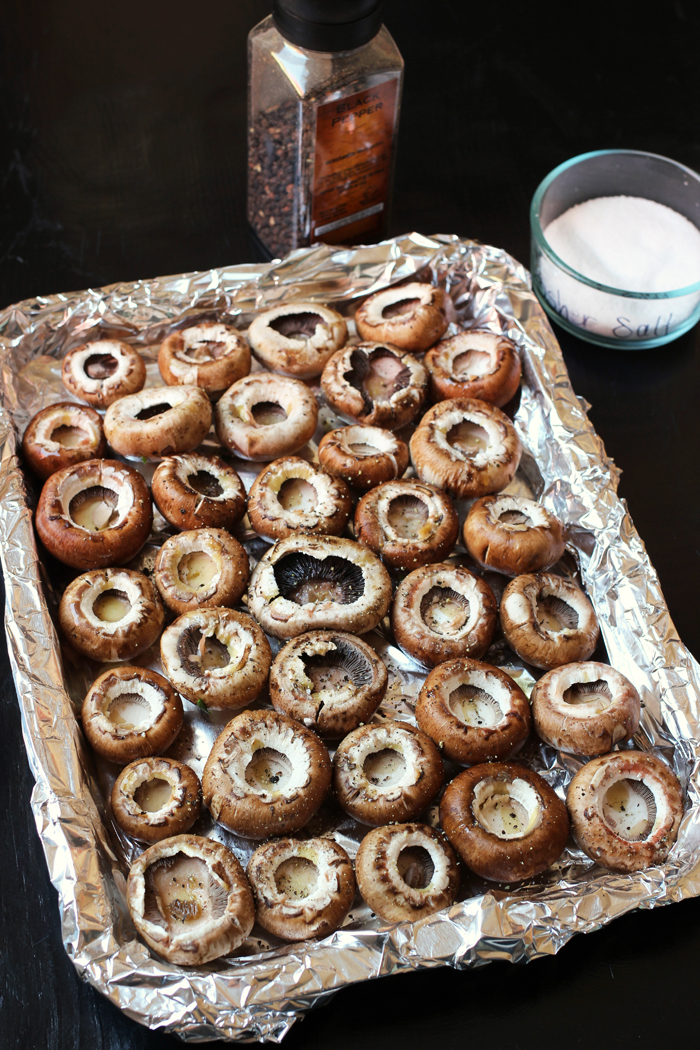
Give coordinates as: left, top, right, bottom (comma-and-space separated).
1, 232, 700, 1043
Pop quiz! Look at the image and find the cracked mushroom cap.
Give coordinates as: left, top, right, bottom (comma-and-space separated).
62, 339, 147, 408
247, 534, 392, 640
410, 397, 521, 500
126, 834, 255, 965
270, 629, 388, 738
215, 372, 319, 461
355, 823, 459, 924
202, 709, 332, 839
354, 479, 459, 572
158, 322, 251, 396
151, 452, 246, 532
354, 282, 448, 353
248, 456, 352, 541
35, 458, 153, 570
248, 301, 348, 378
160, 607, 271, 711
500, 572, 600, 670
104, 384, 213, 460
82, 666, 183, 765
567, 751, 683, 872
440, 762, 570, 882
154, 527, 250, 615
22, 402, 106, 481
332, 720, 444, 826
532, 661, 641, 756
463, 495, 566, 575
317, 424, 409, 491
321, 342, 428, 431
416, 658, 531, 765
247, 836, 355, 941
111, 757, 202, 843
425, 330, 521, 406
391, 563, 498, 668
59, 567, 164, 662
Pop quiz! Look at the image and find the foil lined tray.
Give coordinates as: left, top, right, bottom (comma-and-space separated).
1, 232, 700, 1044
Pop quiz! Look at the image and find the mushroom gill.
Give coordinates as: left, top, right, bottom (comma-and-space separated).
187, 470, 224, 497
386, 494, 429, 538
301, 638, 375, 691
269, 311, 324, 339
69, 485, 119, 531
143, 853, 229, 933
363, 747, 407, 786
601, 779, 657, 841
136, 402, 172, 421
346, 347, 411, 407
176, 627, 231, 676
499, 509, 532, 526
84, 353, 118, 379
536, 594, 579, 633
274, 856, 319, 898
563, 678, 613, 711
382, 297, 421, 319
396, 845, 435, 889
419, 586, 470, 635
273, 553, 365, 606
448, 684, 502, 728
245, 747, 294, 791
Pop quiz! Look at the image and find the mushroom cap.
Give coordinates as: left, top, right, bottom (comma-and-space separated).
248, 456, 352, 541
35, 458, 153, 570
355, 823, 460, 924
317, 424, 409, 491
332, 720, 444, 826
425, 330, 521, 406
269, 629, 388, 737
247, 302, 348, 378
160, 607, 271, 710
62, 339, 147, 408
463, 495, 566, 575
354, 282, 448, 352
154, 527, 250, 614
566, 751, 684, 872
104, 384, 213, 459
215, 372, 318, 461
354, 479, 459, 572
126, 834, 255, 965
59, 567, 165, 662
391, 563, 498, 667
532, 661, 641, 756
151, 452, 246, 532
248, 533, 392, 640
321, 342, 428, 431
22, 402, 106, 480
500, 572, 600, 670
416, 658, 531, 764
82, 666, 183, 765
202, 709, 332, 838
111, 757, 202, 843
158, 322, 251, 396
247, 836, 355, 940
440, 762, 570, 882
410, 397, 521, 500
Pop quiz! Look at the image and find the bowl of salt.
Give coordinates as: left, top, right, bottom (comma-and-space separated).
530, 149, 700, 348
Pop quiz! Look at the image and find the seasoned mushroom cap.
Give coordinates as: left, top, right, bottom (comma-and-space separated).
270, 629, 388, 737
463, 495, 566, 576
154, 527, 250, 614
22, 402, 106, 480
82, 666, 183, 765
248, 302, 348, 378
317, 424, 409, 491
111, 757, 202, 843
126, 834, 255, 965
425, 330, 521, 406
104, 384, 213, 460
151, 452, 246, 532
500, 572, 599, 670
247, 836, 355, 941
410, 397, 521, 500
62, 339, 146, 408
248, 534, 392, 640
158, 322, 251, 396
59, 567, 164, 662
440, 762, 570, 882
354, 479, 459, 572
391, 563, 498, 667
248, 456, 352, 541
160, 607, 271, 710
532, 661, 641, 756
355, 823, 459, 924
354, 282, 448, 352
321, 342, 428, 431
202, 709, 332, 839
215, 372, 318, 461
567, 751, 684, 873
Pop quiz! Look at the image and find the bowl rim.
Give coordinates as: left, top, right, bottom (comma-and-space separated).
530, 148, 700, 299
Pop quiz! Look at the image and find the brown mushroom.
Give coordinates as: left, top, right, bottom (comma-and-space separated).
354, 282, 448, 352
154, 528, 250, 614
215, 372, 319, 460
104, 384, 212, 460
248, 456, 352, 541
317, 424, 409, 491
111, 757, 202, 842
82, 666, 183, 765
354, 479, 459, 571
247, 302, 347, 378
151, 453, 247, 532
500, 572, 600, 670
425, 330, 521, 406
62, 339, 146, 408
321, 342, 428, 431
59, 567, 164, 662
22, 402, 106, 481
158, 322, 250, 396
463, 495, 566, 575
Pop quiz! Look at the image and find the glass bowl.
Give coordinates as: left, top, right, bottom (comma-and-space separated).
530, 149, 700, 349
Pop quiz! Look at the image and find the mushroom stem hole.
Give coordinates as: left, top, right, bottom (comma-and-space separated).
69, 485, 119, 532
144, 854, 225, 932
447, 420, 489, 455
187, 470, 223, 497
562, 679, 612, 711
178, 550, 218, 590
274, 856, 319, 899
386, 494, 430, 539
107, 692, 154, 730
397, 845, 434, 889
420, 586, 470, 635
363, 350, 411, 401
473, 778, 541, 840
278, 477, 319, 513
499, 509, 532, 526
84, 353, 118, 379
363, 747, 406, 787
381, 297, 420, 319
51, 424, 89, 448
448, 684, 502, 728
245, 747, 293, 791
269, 311, 323, 339
251, 400, 288, 426
134, 776, 173, 813
348, 441, 381, 456
136, 402, 172, 421
452, 348, 493, 378
536, 594, 578, 633
601, 778, 657, 841
93, 588, 131, 623
182, 339, 227, 361
178, 628, 231, 674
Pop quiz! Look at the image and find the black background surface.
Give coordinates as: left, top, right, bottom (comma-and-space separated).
1, 2, 699, 1047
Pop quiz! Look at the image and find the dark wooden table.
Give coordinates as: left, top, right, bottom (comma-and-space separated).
2, 3, 699, 1046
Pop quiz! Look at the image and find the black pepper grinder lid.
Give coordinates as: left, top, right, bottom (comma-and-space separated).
272, 0, 383, 52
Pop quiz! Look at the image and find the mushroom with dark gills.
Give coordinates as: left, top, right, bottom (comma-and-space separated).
440, 762, 570, 882
500, 572, 599, 670
321, 342, 428, 431
355, 823, 460, 924
202, 709, 332, 839
270, 629, 388, 737
463, 494, 566, 576
354, 479, 459, 572
247, 534, 392, 640
566, 751, 684, 872
354, 282, 448, 353
111, 757, 202, 843
151, 452, 247, 532
59, 567, 164, 663
247, 301, 348, 378
247, 837, 355, 941
126, 834, 255, 965
81, 667, 183, 765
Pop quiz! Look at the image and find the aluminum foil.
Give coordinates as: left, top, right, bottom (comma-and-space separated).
2, 232, 700, 1043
